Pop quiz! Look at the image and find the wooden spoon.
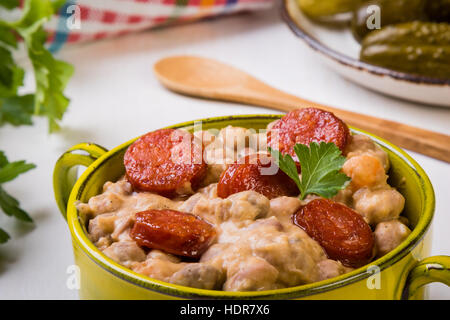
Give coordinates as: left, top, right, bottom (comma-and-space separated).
154, 56, 450, 163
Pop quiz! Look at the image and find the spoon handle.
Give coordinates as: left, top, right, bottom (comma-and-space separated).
222, 80, 450, 163
154, 56, 450, 163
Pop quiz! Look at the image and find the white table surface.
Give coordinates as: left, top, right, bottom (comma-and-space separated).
0, 7, 449, 300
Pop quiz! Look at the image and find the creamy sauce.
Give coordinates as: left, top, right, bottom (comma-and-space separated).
77, 127, 410, 291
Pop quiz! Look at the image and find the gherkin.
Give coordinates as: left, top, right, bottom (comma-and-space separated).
351, 0, 428, 42
360, 22, 450, 79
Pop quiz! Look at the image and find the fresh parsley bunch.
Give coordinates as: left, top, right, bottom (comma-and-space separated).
269, 142, 351, 200
0, 0, 73, 131
0, 0, 73, 242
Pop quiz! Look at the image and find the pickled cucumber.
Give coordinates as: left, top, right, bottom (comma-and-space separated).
360, 22, 450, 79
297, 0, 363, 19
351, 0, 428, 42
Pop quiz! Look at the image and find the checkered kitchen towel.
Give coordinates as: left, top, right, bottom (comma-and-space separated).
39, 0, 274, 52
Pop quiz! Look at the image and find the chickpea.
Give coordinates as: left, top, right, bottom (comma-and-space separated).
88, 213, 117, 242
224, 257, 279, 291
345, 135, 390, 171
193, 130, 216, 147
87, 192, 123, 214
342, 154, 387, 189
317, 259, 347, 281
332, 187, 354, 207
218, 126, 250, 151
353, 187, 405, 225
249, 132, 267, 153
103, 241, 146, 267
204, 142, 235, 165
171, 263, 224, 290
374, 220, 411, 257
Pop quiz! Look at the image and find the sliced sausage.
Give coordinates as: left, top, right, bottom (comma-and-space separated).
267, 108, 350, 158
217, 153, 298, 199
293, 198, 374, 268
130, 209, 216, 259
124, 128, 207, 196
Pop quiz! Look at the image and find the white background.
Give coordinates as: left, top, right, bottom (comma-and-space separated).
0, 7, 449, 299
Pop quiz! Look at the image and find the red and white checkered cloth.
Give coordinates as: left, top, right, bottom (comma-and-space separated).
31, 0, 274, 52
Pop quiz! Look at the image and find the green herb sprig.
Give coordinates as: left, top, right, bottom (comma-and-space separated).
269, 142, 350, 200
0, 0, 73, 243
0, 0, 74, 131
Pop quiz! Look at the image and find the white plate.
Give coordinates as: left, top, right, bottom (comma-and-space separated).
282, 0, 450, 107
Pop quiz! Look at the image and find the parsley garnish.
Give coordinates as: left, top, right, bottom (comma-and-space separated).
269, 142, 350, 200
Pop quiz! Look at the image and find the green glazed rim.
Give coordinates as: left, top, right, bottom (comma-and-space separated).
66, 115, 435, 299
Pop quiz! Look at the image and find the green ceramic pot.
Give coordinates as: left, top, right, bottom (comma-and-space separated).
53, 115, 449, 299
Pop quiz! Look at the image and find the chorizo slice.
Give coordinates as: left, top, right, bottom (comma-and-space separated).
293, 198, 374, 268
130, 209, 216, 259
217, 153, 298, 199
267, 108, 350, 158
124, 128, 207, 196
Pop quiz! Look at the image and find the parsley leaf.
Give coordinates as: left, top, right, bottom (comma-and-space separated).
0, 152, 8, 167
0, 151, 35, 229
0, 25, 18, 47
0, 94, 34, 126
0, 0, 20, 10
8, 0, 74, 132
268, 147, 302, 187
0, 160, 36, 184
0, 228, 10, 244
270, 142, 350, 200
0, 186, 33, 222
0, 46, 25, 98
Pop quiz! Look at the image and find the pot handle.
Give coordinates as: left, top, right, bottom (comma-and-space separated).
405, 255, 450, 299
53, 143, 108, 220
